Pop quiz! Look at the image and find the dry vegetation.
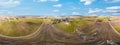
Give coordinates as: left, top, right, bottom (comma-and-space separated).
0, 18, 43, 37
54, 17, 96, 33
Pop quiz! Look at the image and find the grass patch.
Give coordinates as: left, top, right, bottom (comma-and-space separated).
97, 16, 109, 22
0, 18, 43, 37
54, 18, 94, 33
114, 26, 120, 33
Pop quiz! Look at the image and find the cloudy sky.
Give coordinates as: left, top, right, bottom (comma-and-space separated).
0, 0, 120, 16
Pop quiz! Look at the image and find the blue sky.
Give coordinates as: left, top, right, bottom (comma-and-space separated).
0, 0, 120, 16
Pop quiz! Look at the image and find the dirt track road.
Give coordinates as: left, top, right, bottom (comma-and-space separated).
94, 22, 120, 45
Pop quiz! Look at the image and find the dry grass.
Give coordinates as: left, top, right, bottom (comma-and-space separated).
54, 18, 94, 33
0, 18, 43, 37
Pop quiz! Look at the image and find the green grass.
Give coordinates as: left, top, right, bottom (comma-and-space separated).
114, 26, 120, 33
54, 18, 94, 33
0, 18, 43, 37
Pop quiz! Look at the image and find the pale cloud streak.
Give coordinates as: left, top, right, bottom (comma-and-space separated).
0, 0, 21, 8
105, 6, 120, 14
0, 10, 13, 15
80, 0, 95, 5
104, 0, 120, 3
88, 8, 103, 14
88, 6, 120, 15
53, 9, 59, 12
53, 4, 62, 8
72, 12, 80, 15
34, 0, 59, 2
106, 6, 120, 10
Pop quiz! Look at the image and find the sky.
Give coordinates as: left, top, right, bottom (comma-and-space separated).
0, 0, 120, 16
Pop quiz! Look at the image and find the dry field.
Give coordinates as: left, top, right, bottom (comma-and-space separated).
0, 16, 120, 45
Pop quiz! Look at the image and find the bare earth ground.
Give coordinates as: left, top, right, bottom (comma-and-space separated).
110, 17, 120, 26
0, 19, 120, 45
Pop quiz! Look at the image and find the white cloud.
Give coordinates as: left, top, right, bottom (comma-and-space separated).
104, 0, 120, 3
35, 0, 58, 2
106, 6, 120, 10
112, 13, 120, 15
72, 12, 80, 15
53, 9, 59, 12
38, 0, 47, 2
88, 6, 120, 15
105, 9, 119, 13
105, 6, 120, 14
71, 6, 81, 10
80, 0, 95, 5
88, 8, 103, 14
50, 0, 58, 2
53, 4, 62, 8
0, 0, 20, 7
0, 10, 13, 15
